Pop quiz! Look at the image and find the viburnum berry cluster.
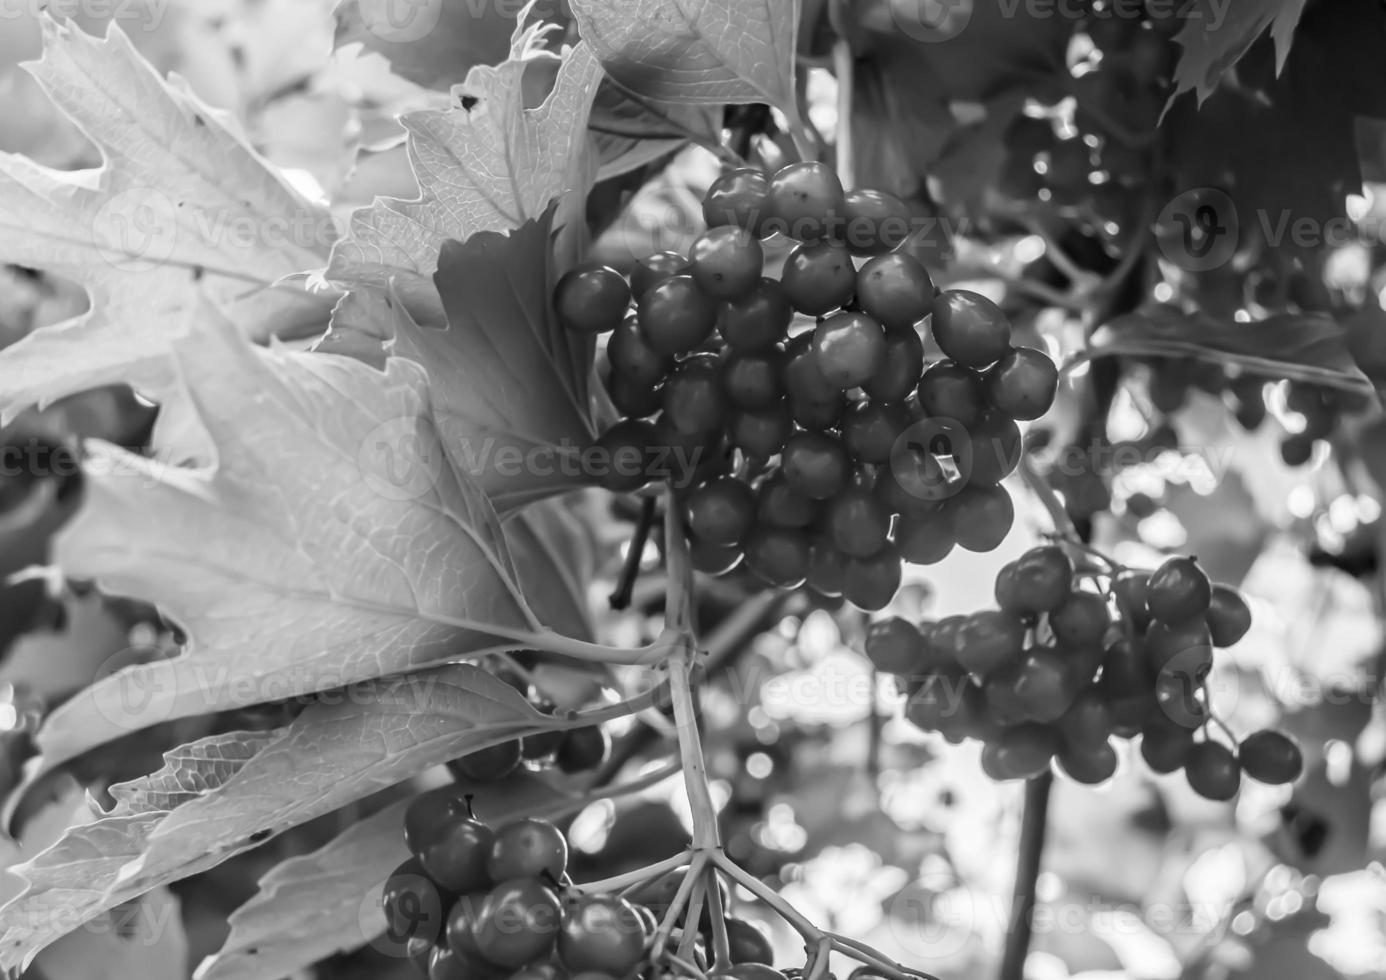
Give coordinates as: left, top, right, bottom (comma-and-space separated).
554, 162, 1060, 611
866, 547, 1304, 798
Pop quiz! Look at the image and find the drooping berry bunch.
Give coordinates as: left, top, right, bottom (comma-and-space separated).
866, 547, 1304, 798
448, 722, 611, 783
385, 792, 652, 980
554, 162, 1061, 611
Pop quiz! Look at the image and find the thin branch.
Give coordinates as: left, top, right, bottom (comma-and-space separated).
610, 496, 657, 610
998, 773, 1053, 980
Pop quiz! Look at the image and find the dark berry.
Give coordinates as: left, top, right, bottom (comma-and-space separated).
555, 265, 630, 335
487, 818, 568, 881
718, 278, 793, 350
841, 188, 912, 255
948, 484, 1013, 553
782, 239, 857, 315
1147, 556, 1212, 624
1185, 741, 1241, 800
782, 430, 850, 499
608, 315, 672, 389
826, 486, 892, 558
448, 740, 521, 784
842, 545, 903, 610
638, 275, 716, 355
766, 161, 846, 241
863, 326, 925, 403
917, 360, 987, 428
984, 346, 1059, 420
690, 226, 764, 300
931, 290, 1012, 368
1238, 730, 1303, 785
1205, 584, 1251, 647
744, 526, 812, 587
686, 476, 757, 545
703, 168, 771, 234
630, 251, 691, 298
556, 725, 611, 773
662, 355, 726, 435
720, 349, 784, 410
856, 253, 934, 329
814, 312, 887, 388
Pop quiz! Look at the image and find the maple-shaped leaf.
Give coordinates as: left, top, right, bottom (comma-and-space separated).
320, 212, 597, 510
194, 773, 567, 980
40, 320, 541, 775
1171, 0, 1308, 103
333, 0, 570, 90
0, 666, 560, 970
107, 732, 283, 817
0, 18, 335, 421
325, 29, 604, 324
568, 0, 801, 116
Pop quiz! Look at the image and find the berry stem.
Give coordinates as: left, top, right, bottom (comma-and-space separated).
828, 0, 855, 191
998, 772, 1053, 980
806, 935, 834, 980
652, 852, 709, 959
713, 850, 823, 942
705, 866, 733, 971
575, 851, 692, 894
828, 932, 939, 980
680, 871, 709, 961
610, 496, 657, 610
1019, 448, 1078, 538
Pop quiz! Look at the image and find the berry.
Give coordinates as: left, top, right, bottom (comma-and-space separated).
917, 360, 987, 428
863, 327, 925, 403
856, 253, 934, 329
865, 618, 924, 674
895, 506, 956, 565
782, 431, 850, 500
1058, 739, 1118, 784
807, 538, 848, 597
954, 610, 1027, 675
1140, 716, 1196, 774
744, 526, 812, 587
949, 484, 1014, 552
449, 740, 522, 783
814, 312, 887, 388
782, 239, 857, 315
691, 539, 742, 575
704, 168, 771, 233
730, 406, 793, 459
724, 918, 774, 965
994, 546, 1072, 613
1013, 647, 1082, 722
487, 818, 568, 882
608, 315, 672, 389
472, 878, 563, 967
405, 788, 474, 857
1146, 556, 1212, 624
964, 411, 1022, 486
604, 371, 661, 419
826, 486, 892, 558
1238, 730, 1303, 784
592, 420, 656, 493
1184, 741, 1241, 800
841, 188, 912, 255
1205, 584, 1251, 647
630, 251, 691, 298
1144, 618, 1213, 675
1111, 570, 1151, 631
790, 391, 847, 431
985, 347, 1059, 420
686, 476, 757, 545
757, 472, 819, 528
842, 545, 903, 610
557, 895, 648, 976
1049, 591, 1111, 649
429, 943, 503, 980
766, 161, 846, 241
662, 355, 726, 435
638, 275, 716, 355
720, 349, 784, 411
718, 279, 793, 350
382, 857, 449, 944
842, 400, 908, 464
690, 226, 764, 300
931, 290, 1012, 368
984, 724, 1060, 780
555, 265, 630, 334
1059, 688, 1114, 747
556, 725, 611, 773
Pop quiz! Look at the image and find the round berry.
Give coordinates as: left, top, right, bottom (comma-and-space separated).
782, 430, 850, 499
856, 253, 934, 329
1058, 687, 1114, 747
718, 278, 793, 350
604, 370, 661, 419
895, 506, 956, 565
1238, 730, 1303, 785
842, 400, 908, 464
1058, 739, 1118, 784
1049, 591, 1111, 649
931, 290, 1012, 368
1112, 569, 1151, 631
638, 275, 716, 355
782, 332, 837, 403
1140, 716, 1195, 774
782, 239, 857, 315
608, 315, 672, 389
630, 251, 691, 298
662, 354, 726, 435
984, 724, 1060, 780
917, 360, 987, 427
555, 265, 631, 334
865, 617, 925, 674
1185, 741, 1241, 800
487, 818, 568, 882
1205, 584, 1252, 647
948, 484, 1014, 552
449, 740, 521, 784
814, 312, 887, 388
556, 725, 611, 773
842, 545, 903, 610
985, 346, 1059, 420
757, 472, 819, 528
863, 326, 925, 403
724, 918, 774, 965
591, 419, 656, 493
720, 349, 784, 411
1147, 556, 1212, 624
744, 526, 812, 587
690, 226, 764, 300
964, 411, 1022, 486
382, 857, 449, 944
729, 406, 793, 458
841, 188, 912, 255
994, 545, 1072, 613
472, 878, 562, 967
703, 168, 771, 233
826, 486, 892, 558
807, 538, 848, 597
954, 610, 1027, 675
766, 161, 846, 241
686, 476, 757, 545
790, 391, 847, 431
558, 895, 648, 976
